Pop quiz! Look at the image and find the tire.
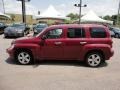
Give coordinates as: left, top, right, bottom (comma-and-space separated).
23, 32, 26, 37
4, 34, 7, 38
115, 34, 119, 38
27, 30, 30, 34
15, 50, 33, 65
85, 52, 104, 67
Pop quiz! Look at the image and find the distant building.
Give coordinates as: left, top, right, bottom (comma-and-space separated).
0, 11, 10, 22
6, 14, 37, 25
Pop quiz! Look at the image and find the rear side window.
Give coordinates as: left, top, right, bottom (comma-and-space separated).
90, 27, 107, 38
67, 28, 85, 38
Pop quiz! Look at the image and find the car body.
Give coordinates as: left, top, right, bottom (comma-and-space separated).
7, 24, 114, 67
33, 23, 48, 35
109, 27, 120, 38
4, 23, 30, 38
0, 22, 7, 34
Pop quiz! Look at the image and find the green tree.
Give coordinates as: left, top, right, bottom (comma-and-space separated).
67, 13, 79, 20
103, 15, 111, 20
11, 14, 15, 22
111, 15, 117, 25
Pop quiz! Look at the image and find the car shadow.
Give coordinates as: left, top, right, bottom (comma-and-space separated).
34, 60, 108, 68
5, 58, 108, 68
5, 58, 18, 65
32, 60, 86, 68
3, 37, 17, 39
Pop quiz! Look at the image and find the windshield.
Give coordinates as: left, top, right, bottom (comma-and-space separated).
115, 28, 120, 31
36, 24, 47, 28
36, 28, 46, 37
12, 24, 24, 27
0, 23, 4, 26
113, 28, 120, 32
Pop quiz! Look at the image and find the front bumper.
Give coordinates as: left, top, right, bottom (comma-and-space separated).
4, 32, 23, 37
0, 30, 4, 34
6, 45, 15, 60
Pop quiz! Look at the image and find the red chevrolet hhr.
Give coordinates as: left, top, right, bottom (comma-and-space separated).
7, 24, 114, 67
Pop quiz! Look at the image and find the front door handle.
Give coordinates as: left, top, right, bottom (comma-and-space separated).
54, 42, 62, 45
80, 42, 87, 45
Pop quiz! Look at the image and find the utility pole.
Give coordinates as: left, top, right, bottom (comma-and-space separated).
17, 0, 30, 23
22, 0, 26, 23
74, 0, 87, 24
1, 0, 5, 14
117, 0, 120, 26
79, 0, 82, 24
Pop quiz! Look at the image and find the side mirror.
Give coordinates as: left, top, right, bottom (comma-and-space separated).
41, 35, 47, 40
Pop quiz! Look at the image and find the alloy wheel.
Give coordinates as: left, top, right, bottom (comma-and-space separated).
18, 52, 31, 65
87, 53, 102, 67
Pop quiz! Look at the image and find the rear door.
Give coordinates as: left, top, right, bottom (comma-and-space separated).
64, 27, 87, 59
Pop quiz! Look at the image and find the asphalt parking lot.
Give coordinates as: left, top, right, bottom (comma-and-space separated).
0, 34, 120, 90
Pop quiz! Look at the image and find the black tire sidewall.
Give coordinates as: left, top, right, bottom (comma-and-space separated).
115, 34, 119, 38
15, 50, 33, 65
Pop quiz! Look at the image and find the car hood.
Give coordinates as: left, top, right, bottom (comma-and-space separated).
14, 36, 40, 44
5, 26, 24, 31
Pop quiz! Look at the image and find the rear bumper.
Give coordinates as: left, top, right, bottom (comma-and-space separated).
106, 48, 114, 60
111, 48, 114, 57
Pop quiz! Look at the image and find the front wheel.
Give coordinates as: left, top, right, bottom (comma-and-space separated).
15, 50, 33, 65
85, 52, 104, 67
115, 34, 119, 38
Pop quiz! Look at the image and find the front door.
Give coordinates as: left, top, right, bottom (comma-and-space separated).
40, 28, 64, 59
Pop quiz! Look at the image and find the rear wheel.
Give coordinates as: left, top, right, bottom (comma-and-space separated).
15, 50, 33, 65
85, 52, 104, 67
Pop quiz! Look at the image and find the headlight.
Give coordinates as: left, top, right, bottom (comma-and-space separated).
34, 29, 37, 33
10, 44, 15, 49
11, 40, 15, 45
17, 29, 23, 33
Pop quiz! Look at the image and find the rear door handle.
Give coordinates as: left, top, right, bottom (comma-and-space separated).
80, 42, 87, 45
54, 42, 62, 45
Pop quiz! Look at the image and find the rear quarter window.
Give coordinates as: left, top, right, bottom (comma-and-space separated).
90, 27, 107, 38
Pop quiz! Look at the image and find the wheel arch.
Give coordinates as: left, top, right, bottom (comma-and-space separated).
84, 49, 105, 61
14, 48, 34, 59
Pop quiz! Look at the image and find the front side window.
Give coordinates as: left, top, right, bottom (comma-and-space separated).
45, 28, 63, 39
90, 27, 107, 38
67, 28, 85, 38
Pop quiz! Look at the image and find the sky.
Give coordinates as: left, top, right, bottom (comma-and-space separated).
0, 0, 119, 16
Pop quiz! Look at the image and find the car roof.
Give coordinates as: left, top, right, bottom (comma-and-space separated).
48, 24, 106, 29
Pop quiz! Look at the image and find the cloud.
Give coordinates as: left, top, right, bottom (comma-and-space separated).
2, 0, 38, 15
84, 0, 119, 16
0, 0, 119, 16
56, 1, 79, 16
56, 0, 119, 16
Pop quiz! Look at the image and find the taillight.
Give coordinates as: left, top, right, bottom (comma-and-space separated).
110, 39, 113, 48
